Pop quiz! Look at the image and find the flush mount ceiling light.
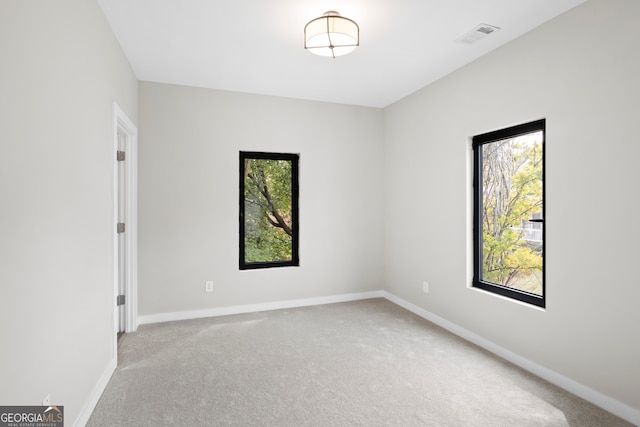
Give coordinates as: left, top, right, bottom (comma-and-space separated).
304, 11, 359, 58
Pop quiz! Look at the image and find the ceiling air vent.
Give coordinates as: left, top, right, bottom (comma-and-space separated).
456, 24, 500, 44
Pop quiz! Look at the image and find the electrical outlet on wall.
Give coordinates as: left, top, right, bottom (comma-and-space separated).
205, 281, 214, 292
42, 394, 50, 406
423, 281, 429, 293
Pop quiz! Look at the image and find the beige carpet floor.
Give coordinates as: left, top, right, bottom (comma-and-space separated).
88, 298, 632, 426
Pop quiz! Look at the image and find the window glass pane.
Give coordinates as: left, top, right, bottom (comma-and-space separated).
244, 158, 294, 263
481, 131, 543, 296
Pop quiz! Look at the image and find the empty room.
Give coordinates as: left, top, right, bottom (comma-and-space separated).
1, 0, 639, 425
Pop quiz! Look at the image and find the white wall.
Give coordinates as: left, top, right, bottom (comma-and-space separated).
0, 1, 138, 424
138, 82, 384, 316
383, 0, 640, 414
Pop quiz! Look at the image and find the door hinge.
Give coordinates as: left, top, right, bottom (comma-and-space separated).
117, 294, 125, 306
117, 150, 126, 162
117, 222, 125, 234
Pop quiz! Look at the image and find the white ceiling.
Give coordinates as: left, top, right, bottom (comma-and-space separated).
97, 0, 587, 108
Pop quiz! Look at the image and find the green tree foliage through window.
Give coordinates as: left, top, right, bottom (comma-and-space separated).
240, 152, 299, 269
481, 132, 543, 293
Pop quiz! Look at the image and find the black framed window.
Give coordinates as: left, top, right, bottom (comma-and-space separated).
240, 151, 299, 270
472, 119, 545, 307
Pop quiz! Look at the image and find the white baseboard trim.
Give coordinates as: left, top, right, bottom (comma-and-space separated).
74, 357, 117, 427
381, 291, 640, 426
138, 290, 384, 325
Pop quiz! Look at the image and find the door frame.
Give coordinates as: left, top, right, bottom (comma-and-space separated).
112, 102, 138, 347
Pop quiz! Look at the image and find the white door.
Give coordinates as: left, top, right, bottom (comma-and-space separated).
117, 129, 127, 336
112, 102, 138, 348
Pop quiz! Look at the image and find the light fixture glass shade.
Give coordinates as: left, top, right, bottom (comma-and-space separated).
304, 11, 359, 58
